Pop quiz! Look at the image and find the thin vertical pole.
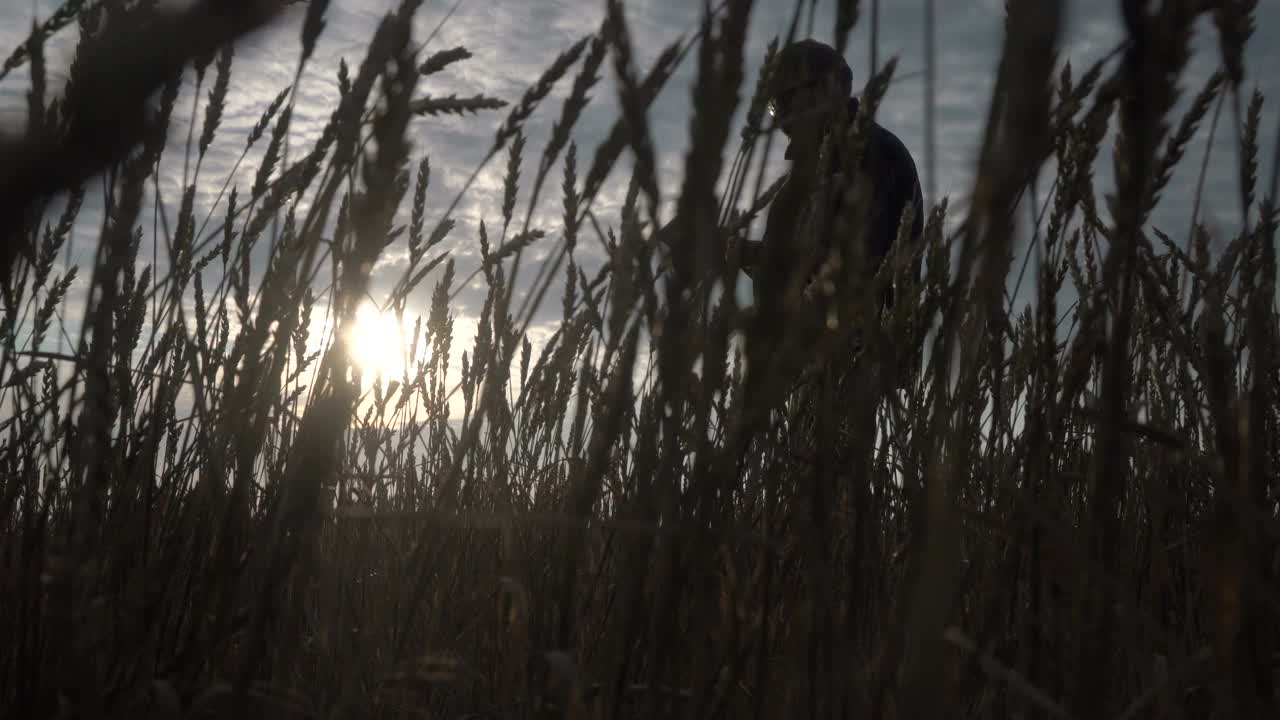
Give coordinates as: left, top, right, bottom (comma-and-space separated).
924, 0, 937, 211
870, 0, 880, 78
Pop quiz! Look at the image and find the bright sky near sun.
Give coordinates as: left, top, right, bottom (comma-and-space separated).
1, 0, 1277, 418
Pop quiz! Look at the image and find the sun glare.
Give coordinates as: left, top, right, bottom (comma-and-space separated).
345, 302, 406, 381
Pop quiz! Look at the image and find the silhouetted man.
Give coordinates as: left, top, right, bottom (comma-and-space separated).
742, 39, 926, 496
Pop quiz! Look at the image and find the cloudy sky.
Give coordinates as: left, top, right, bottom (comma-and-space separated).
1, 0, 1277, 412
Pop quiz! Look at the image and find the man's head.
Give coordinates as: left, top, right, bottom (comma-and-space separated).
767, 39, 853, 139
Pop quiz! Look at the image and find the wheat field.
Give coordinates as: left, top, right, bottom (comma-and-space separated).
0, 0, 1277, 718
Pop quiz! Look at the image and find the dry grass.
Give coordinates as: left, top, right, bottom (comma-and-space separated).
0, 0, 1277, 718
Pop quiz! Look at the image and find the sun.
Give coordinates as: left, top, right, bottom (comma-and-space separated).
344, 301, 407, 381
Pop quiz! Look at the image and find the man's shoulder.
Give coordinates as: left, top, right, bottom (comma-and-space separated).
867, 120, 919, 179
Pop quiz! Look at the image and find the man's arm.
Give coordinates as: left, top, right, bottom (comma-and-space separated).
867, 125, 924, 264
656, 216, 768, 277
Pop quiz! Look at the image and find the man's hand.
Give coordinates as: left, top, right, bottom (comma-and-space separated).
725, 233, 742, 266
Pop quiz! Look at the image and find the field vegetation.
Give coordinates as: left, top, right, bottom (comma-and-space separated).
0, 0, 1276, 718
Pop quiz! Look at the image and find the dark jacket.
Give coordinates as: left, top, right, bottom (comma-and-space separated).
744, 98, 924, 308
